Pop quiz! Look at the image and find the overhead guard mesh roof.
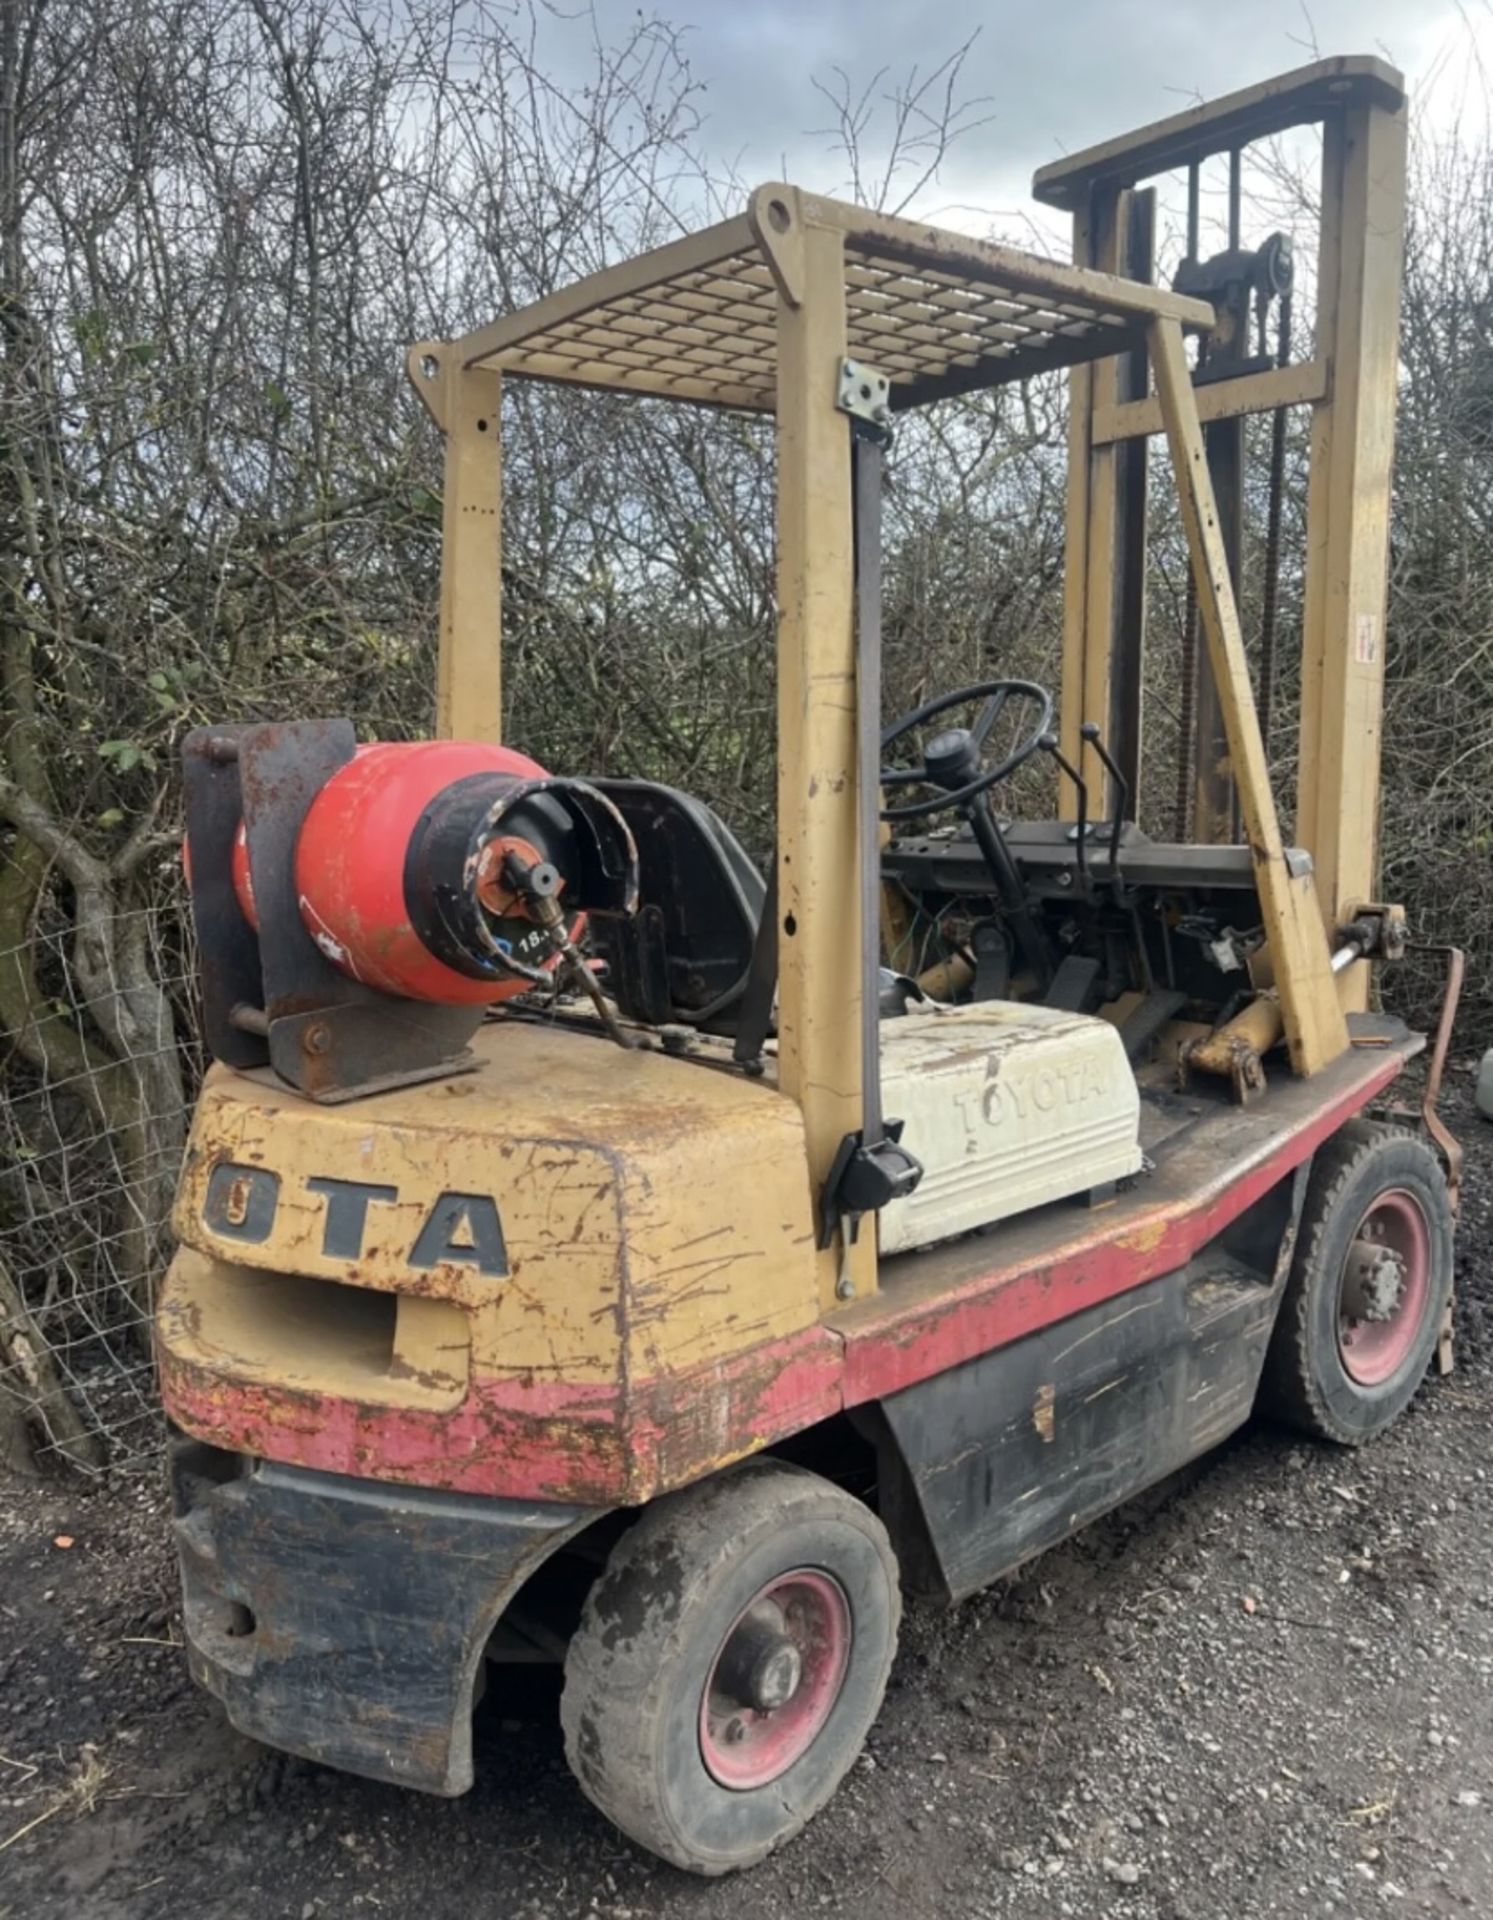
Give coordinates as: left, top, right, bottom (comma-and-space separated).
441, 185, 1214, 414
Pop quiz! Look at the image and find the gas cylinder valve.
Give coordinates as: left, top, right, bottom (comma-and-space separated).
500, 850, 636, 1048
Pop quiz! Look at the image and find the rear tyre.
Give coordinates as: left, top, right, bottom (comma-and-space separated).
559, 1459, 900, 1875
1260, 1120, 1452, 1444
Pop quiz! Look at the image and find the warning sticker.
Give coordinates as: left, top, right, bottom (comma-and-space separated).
1355, 612, 1379, 666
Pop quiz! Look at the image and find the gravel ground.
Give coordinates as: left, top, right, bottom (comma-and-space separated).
3, 1082, 1492, 1920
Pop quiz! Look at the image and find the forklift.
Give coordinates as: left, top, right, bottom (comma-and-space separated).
160, 56, 1462, 1875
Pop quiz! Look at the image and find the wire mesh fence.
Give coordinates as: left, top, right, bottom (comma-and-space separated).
0, 892, 200, 1478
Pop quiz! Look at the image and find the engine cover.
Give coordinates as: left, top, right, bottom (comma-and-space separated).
878, 1002, 1143, 1256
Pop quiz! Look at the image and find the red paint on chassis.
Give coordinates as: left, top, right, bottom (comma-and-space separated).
160, 1052, 1406, 1504
158, 1328, 845, 1506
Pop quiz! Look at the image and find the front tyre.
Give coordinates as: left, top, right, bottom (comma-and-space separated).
559, 1459, 900, 1875
1260, 1120, 1453, 1444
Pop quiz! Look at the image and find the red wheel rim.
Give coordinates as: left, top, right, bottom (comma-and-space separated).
1337, 1188, 1431, 1386
698, 1569, 851, 1791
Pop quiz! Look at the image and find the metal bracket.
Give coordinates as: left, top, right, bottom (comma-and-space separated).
838, 358, 892, 438
1337, 900, 1408, 964
818, 1119, 922, 1251
182, 720, 487, 1103
1408, 940, 1465, 1213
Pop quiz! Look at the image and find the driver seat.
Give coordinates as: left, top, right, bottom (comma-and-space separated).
584, 778, 764, 1034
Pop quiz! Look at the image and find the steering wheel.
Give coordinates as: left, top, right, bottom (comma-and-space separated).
881, 680, 1054, 822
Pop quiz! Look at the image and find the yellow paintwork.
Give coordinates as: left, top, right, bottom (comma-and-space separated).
161, 1246, 472, 1409
1050, 62, 1407, 1036
163, 132, 1403, 1451
1297, 98, 1408, 1009
403, 184, 1217, 1310
1149, 315, 1350, 1077
168, 1019, 822, 1400
405, 347, 504, 744
771, 209, 875, 1309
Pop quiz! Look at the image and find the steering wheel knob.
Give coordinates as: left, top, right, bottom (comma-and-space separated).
924, 726, 981, 791
879, 678, 1054, 823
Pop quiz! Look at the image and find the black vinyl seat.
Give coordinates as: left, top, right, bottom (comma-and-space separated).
585, 779, 765, 1034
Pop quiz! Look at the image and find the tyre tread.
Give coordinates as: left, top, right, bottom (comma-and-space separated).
559, 1458, 899, 1875
1260, 1119, 1450, 1444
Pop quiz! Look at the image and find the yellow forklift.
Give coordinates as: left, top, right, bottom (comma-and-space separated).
160, 56, 1461, 1874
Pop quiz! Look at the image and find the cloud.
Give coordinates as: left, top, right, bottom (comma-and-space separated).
569, 0, 1478, 234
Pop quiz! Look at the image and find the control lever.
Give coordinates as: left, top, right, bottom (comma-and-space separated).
1079, 723, 1154, 991
1038, 732, 1091, 897
1080, 722, 1131, 902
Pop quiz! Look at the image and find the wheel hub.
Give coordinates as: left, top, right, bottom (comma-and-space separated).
699, 1569, 851, 1791
1336, 1189, 1432, 1387
715, 1605, 803, 1710
1342, 1237, 1406, 1323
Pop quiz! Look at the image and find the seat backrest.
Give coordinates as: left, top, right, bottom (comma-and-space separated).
584, 778, 765, 1032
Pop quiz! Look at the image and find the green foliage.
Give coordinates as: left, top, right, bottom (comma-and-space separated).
96, 740, 157, 775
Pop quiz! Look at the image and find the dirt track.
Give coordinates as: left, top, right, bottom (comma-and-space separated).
3, 1084, 1492, 1920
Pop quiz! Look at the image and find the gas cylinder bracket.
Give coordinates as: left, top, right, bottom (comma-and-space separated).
182, 719, 486, 1103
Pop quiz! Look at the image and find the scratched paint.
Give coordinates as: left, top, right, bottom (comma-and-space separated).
159, 1027, 1413, 1506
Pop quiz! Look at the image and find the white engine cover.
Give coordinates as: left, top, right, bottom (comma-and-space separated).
878, 1000, 1143, 1256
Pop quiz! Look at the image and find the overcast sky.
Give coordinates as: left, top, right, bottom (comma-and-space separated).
564, 0, 1493, 247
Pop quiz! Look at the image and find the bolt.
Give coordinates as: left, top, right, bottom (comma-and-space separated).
302, 1023, 331, 1055
836, 1275, 856, 1301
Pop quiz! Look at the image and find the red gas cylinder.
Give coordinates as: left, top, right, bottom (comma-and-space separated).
293, 740, 557, 1005
223, 743, 389, 935
187, 736, 635, 1011
230, 820, 256, 928
182, 825, 260, 927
